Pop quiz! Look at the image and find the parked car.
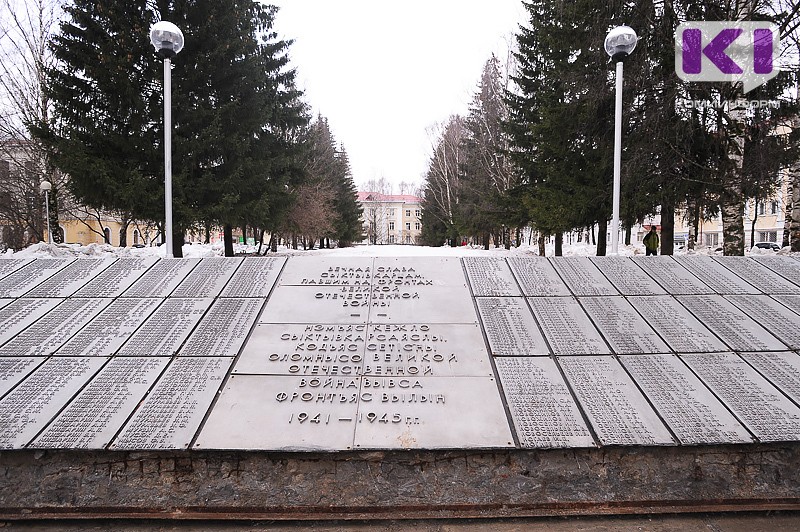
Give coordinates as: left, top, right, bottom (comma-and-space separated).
753, 242, 780, 251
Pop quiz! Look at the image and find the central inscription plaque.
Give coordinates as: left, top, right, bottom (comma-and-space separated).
220, 257, 286, 297
115, 298, 212, 357
179, 298, 265, 357
171, 257, 242, 298
121, 258, 201, 298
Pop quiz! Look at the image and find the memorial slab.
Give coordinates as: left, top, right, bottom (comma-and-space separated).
672, 255, 758, 294
712, 257, 799, 294
507, 257, 571, 296
261, 285, 370, 323
627, 295, 729, 353
72, 257, 159, 298
580, 296, 669, 354
549, 257, 618, 296
558, 355, 674, 446
115, 298, 212, 357
179, 298, 265, 357
121, 258, 201, 297
0, 357, 106, 449
0, 357, 45, 397
774, 295, 800, 316
0, 258, 33, 280
476, 297, 550, 356
726, 295, 800, 349
352, 376, 514, 449
55, 298, 162, 356
0, 258, 74, 298
682, 353, 800, 442
526, 297, 611, 355
0, 298, 61, 346
631, 257, 712, 295
752, 256, 800, 286
31, 357, 168, 449
23, 257, 116, 298
194, 374, 359, 451
620, 354, 752, 444
590, 256, 666, 295
362, 323, 493, 377
234, 323, 367, 376
111, 357, 232, 450
277, 257, 374, 286
220, 257, 286, 297
0, 298, 111, 357
171, 257, 242, 298
495, 357, 594, 448
463, 257, 521, 296
741, 352, 800, 405
677, 295, 788, 351
369, 258, 476, 324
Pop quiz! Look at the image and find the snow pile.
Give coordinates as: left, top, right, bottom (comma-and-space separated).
5, 241, 797, 259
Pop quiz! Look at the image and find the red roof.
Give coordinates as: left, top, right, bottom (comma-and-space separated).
358, 192, 421, 203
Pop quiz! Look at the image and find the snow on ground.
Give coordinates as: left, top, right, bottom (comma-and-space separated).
6, 240, 799, 259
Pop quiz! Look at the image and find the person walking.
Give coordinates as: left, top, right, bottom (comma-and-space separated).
643, 225, 659, 256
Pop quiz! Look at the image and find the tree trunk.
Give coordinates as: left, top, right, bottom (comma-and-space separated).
751, 203, 759, 249
554, 232, 563, 256
596, 219, 607, 256
223, 225, 234, 257
48, 189, 62, 244
721, 104, 746, 256
785, 163, 797, 248
624, 224, 632, 246
172, 228, 184, 258
591, 225, 596, 246
204, 222, 211, 244
791, 169, 800, 252
660, 199, 675, 256
538, 233, 545, 256
483, 232, 490, 250
688, 201, 699, 251
270, 233, 278, 253
119, 220, 128, 248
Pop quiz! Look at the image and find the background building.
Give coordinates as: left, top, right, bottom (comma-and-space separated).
358, 192, 422, 245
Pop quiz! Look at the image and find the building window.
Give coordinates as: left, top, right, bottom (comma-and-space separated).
415, 209, 421, 218
759, 231, 778, 243
405, 209, 411, 217
414, 222, 420, 230
757, 202, 765, 215
389, 208, 395, 216
133, 229, 140, 245
770, 201, 779, 215
389, 221, 395, 231
704, 233, 719, 247
405, 235, 411, 244
405, 223, 411, 231
369, 208, 376, 217
389, 235, 395, 243
103, 227, 111, 245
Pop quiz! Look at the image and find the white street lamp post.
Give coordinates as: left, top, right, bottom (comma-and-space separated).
150, 21, 184, 258
604, 25, 638, 255
39, 180, 52, 244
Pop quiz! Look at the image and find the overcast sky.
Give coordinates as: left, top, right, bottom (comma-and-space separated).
268, 1, 528, 192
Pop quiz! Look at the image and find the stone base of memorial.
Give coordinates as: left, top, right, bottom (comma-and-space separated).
1, 444, 799, 519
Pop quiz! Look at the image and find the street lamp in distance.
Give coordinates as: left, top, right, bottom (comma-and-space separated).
604, 25, 638, 256
39, 180, 52, 244
149, 21, 184, 258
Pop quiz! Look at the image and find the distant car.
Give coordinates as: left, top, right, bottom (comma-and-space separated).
131, 244, 146, 248
753, 242, 780, 251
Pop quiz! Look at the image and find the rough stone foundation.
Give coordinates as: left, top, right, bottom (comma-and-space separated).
1, 443, 799, 520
